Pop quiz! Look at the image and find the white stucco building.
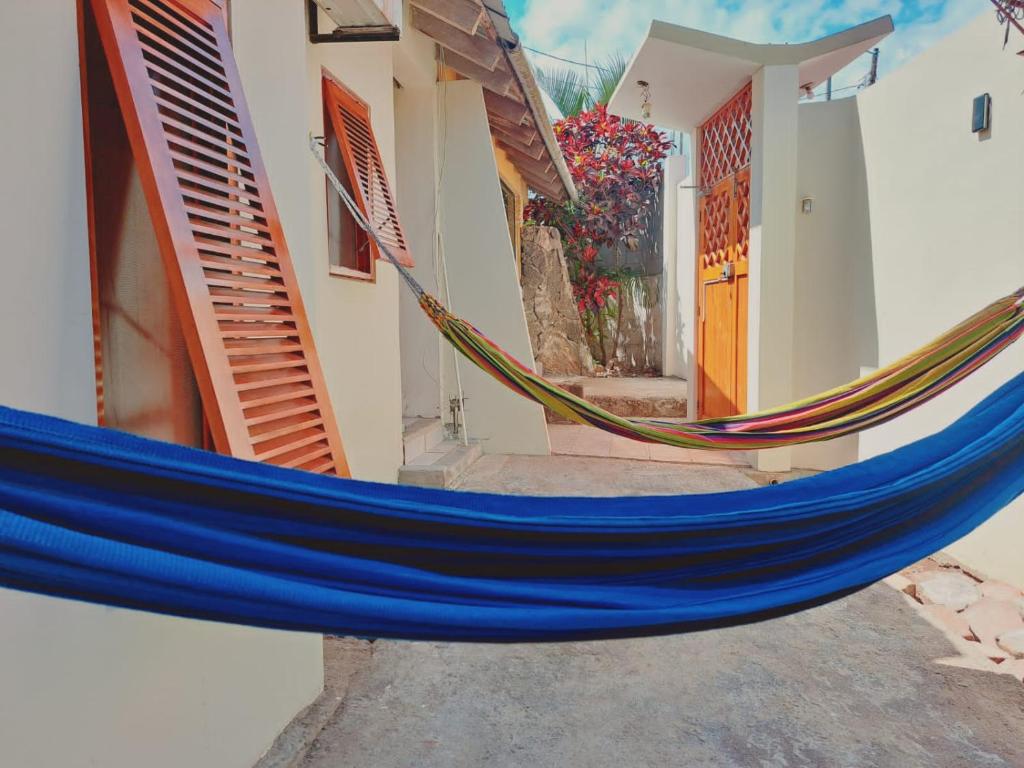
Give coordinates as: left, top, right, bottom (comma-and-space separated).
610, 11, 1024, 582
0, 1, 1021, 764
0, 0, 571, 764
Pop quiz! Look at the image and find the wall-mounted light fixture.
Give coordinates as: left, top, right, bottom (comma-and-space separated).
638, 80, 652, 120
972, 93, 991, 133
801, 197, 814, 214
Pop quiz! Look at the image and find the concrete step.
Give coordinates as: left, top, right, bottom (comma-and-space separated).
544, 377, 688, 423
402, 417, 445, 464
397, 439, 483, 489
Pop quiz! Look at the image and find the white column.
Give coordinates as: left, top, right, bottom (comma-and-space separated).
437, 80, 550, 455
748, 65, 799, 472
395, 85, 443, 419
660, 153, 690, 381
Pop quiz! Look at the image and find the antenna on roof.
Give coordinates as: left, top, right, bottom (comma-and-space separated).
867, 48, 880, 86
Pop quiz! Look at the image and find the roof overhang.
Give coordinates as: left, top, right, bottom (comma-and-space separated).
409, 0, 577, 201
608, 15, 893, 130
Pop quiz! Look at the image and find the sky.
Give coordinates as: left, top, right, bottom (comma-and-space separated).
501, 0, 989, 100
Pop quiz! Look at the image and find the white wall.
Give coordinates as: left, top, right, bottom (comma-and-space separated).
0, 3, 324, 766
791, 97, 877, 470
394, 23, 445, 420
748, 64, 799, 472
0, 591, 322, 768
855, 14, 1024, 583
793, 15, 1024, 581
0, 0, 95, 422
438, 81, 550, 455
232, 1, 404, 481
660, 155, 691, 385
395, 84, 443, 419
235, 2, 547, 457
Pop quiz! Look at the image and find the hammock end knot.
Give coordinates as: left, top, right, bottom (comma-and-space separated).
419, 293, 451, 326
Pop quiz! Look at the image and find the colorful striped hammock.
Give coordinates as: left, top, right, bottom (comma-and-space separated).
311, 139, 1024, 450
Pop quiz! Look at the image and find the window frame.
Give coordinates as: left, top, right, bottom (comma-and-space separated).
322, 72, 376, 282
321, 69, 413, 282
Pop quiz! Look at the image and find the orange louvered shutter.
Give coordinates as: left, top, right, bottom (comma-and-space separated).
322, 73, 413, 267
89, 0, 349, 476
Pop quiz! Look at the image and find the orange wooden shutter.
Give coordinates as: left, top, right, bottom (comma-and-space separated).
322, 73, 413, 267
89, 0, 349, 476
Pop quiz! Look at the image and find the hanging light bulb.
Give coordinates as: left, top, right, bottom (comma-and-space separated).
638, 80, 652, 120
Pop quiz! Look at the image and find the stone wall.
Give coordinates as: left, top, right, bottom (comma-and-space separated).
613, 274, 663, 375
520, 226, 594, 376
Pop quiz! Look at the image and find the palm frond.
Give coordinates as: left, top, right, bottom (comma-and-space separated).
592, 52, 628, 107
536, 66, 590, 118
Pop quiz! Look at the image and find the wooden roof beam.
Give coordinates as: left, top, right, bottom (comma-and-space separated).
487, 114, 535, 145
492, 128, 544, 160
441, 49, 516, 98
520, 169, 562, 197
520, 168, 564, 200
497, 140, 554, 177
483, 89, 529, 125
410, 0, 484, 36
410, 6, 502, 70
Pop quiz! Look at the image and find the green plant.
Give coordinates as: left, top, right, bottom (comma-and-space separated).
536, 53, 628, 119
525, 98, 672, 367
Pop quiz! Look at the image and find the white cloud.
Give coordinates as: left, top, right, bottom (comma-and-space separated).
517, 0, 986, 100
878, 3, 987, 74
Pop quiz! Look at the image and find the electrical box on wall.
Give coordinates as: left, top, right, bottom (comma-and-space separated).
971, 93, 991, 134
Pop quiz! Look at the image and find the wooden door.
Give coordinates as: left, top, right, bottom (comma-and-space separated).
87, 0, 349, 475
697, 168, 750, 418
696, 83, 752, 420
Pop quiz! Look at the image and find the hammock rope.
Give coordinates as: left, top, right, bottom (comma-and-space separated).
309, 138, 1024, 450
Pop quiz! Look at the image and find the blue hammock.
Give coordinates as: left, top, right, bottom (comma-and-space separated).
1, 373, 1022, 642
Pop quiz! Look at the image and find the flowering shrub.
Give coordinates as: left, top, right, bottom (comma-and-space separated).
527, 104, 672, 365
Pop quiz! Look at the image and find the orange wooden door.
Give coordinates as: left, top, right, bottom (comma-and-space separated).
88, 0, 348, 475
697, 168, 750, 419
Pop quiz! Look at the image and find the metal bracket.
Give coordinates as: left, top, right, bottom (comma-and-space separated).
307, 1, 400, 44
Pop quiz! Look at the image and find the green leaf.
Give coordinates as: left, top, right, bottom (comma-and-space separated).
536, 66, 590, 118
592, 52, 628, 107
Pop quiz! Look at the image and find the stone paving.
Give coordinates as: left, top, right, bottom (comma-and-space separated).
890, 557, 1024, 683
548, 423, 749, 466
281, 454, 1024, 768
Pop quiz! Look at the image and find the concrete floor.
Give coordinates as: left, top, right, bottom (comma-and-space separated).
548, 424, 750, 466
294, 455, 1024, 768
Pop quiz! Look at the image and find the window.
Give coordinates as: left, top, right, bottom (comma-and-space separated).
321, 71, 412, 280
500, 179, 518, 271
324, 118, 374, 278
81, 0, 348, 475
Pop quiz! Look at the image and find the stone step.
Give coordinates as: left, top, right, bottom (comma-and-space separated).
402, 417, 445, 464
543, 378, 688, 423
397, 440, 483, 489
